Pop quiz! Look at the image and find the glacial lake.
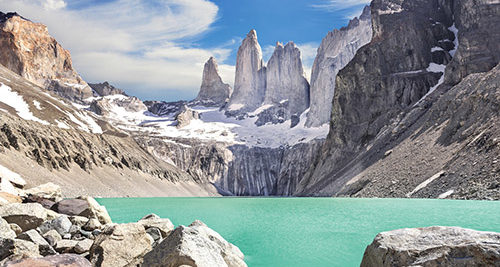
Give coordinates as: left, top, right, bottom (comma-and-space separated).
97, 197, 500, 267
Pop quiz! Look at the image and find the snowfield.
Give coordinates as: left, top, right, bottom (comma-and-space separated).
84, 95, 329, 148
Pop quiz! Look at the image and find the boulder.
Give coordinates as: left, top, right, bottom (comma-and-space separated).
38, 215, 72, 236
89, 223, 153, 267
23, 195, 55, 210
52, 197, 111, 225
137, 214, 174, 238
0, 203, 48, 231
69, 216, 89, 228
24, 182, 63, 203
2, 254, 92, 267
17, 230, 56, 256
361, 226, 500, 267
0, 192, 22, 205
82, 218, 102, 231
0, 238, 40, 264
55, 239, 78, 253
143, 220, 246, 267
146, 227, 162, 246
0, 218, 16, 239
51, 199, 88, 216
9, 224, 22, 236
74, 238, 93, 254
42, 230, 62, 247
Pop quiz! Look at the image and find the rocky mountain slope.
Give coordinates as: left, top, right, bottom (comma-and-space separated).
0, 12, 93, 102
295, 0, 500, 200
0, 63, 217, 197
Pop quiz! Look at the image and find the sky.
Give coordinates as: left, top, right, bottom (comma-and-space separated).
0, 0, 370, 101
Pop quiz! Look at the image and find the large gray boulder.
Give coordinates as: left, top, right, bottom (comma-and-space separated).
17, 230, 56, 256
38, 215, 72, 236
137, 213, 175, 238
0, 238, 40, 264
0, 203, 48, 232
175, 105, 200, 129
195, 57, 232, 107
2, 254, 92, 267
0, 218, 16, 239
361, 226, 500, 267
89, 223, 153, 267
52, 197, 111, 225
24, 182, 63, 202
143, 220, 246, 267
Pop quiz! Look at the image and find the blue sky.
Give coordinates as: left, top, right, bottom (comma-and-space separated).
0, 0, 370, 101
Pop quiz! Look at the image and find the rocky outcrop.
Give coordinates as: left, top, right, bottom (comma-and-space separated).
263, 42, 309, 125
361, 226, 500, 267
89, 95, 147, 117
296, 0, 500, 198
143, 220, 247, 267
226, 30, 266, 114
305, 6, 372, 127
88, 82, 126, 97
194, 57, 232, 107
0, 12, 93, 102
175, 105, 199, 128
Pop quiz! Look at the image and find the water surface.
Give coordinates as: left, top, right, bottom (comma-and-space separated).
97, 197, 500, 267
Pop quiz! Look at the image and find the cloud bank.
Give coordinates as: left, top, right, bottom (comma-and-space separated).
0, 0, 236, 101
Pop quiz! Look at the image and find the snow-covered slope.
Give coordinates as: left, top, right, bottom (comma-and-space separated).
0, 65, 103, 134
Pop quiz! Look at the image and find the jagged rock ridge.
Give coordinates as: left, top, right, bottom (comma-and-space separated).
305, 6, 372, 127
0, 12, 93, 102
194, 57, 232, 107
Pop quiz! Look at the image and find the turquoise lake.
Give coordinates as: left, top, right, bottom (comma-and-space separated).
96, 197, 500, 267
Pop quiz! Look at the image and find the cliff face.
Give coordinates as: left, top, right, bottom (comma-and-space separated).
226, 30, 266, 114
296, 0, 500, 200
305, 6, 372, 127
137, 137, 324, 196
194, 57, 232, 107
0, 12, 93, 102
89, 82, 126, 97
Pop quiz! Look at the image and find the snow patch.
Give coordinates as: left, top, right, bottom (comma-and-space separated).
227, 103, 244, 111
248, 104, 273, 116
55, 119, 71, 129
0, 83, 49, 125
431, 46, 444, 52
448, 23, 459, 57
438, 189, 454, 199
406, 171, 445, 197
33, 100, 42, 110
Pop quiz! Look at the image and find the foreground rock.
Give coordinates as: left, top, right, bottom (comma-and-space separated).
361, 226, 500, 267
143, 220, 247, 267
3, 254, 91, 267
89, 223, 153, 267
0, 203, 47, 231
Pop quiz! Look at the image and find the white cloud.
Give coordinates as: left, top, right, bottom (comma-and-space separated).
42, 0, 66, 10
311, 0, 371, 11
0, 0, 235, 100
